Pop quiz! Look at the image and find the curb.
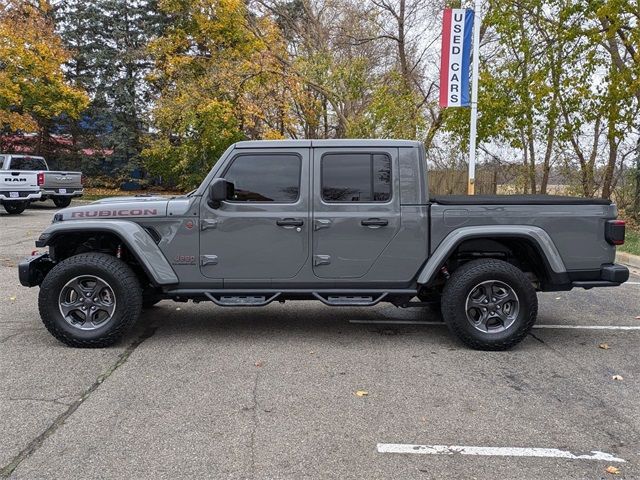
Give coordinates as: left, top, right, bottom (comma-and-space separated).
616, 251, 640, 271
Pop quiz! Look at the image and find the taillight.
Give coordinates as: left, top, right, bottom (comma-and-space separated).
37, 172, 44, 186
605, 219, 625, 245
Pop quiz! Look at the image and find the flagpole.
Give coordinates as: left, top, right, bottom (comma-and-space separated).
467, 0, 481, 195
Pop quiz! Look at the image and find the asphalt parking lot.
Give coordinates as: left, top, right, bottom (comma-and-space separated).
1, 203, 640, 479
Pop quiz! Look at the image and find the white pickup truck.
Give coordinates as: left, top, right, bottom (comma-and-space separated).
1, 155, 83, 208
0, 158, 41, 214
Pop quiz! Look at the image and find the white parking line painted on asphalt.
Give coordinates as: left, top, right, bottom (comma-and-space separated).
376, 443, 626, 462
349, 320, 444, 325
349, 320, 640, 330
623, 281, 640, 285
534, 324, 640, 330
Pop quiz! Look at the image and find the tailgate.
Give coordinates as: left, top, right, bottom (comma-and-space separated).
43, 171, 82, 189
1, 171, 39, 190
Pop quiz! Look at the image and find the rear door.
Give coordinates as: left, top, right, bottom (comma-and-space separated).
312, 147, 401, 278
199, 148, 310, 280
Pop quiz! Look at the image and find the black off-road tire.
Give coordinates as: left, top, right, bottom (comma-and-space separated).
53, 196, 72, 208
3, 201, 27, 215
441, 259, 538, 351
38, 253, 143, 348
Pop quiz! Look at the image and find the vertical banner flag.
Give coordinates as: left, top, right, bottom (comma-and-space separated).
439, 8, 474, 108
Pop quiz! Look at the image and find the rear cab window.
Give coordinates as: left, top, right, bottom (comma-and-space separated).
223, 153, 301, 203
321, 153, 392, 202
9, 156, 47, 171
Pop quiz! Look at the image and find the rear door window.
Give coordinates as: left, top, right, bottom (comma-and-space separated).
321, 153, 392, 202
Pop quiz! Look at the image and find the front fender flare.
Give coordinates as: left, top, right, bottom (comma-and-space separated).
36, 220, 178, 286
417, 225, 567, 286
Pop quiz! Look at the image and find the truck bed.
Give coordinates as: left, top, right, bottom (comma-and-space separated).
430, 195, 612, 205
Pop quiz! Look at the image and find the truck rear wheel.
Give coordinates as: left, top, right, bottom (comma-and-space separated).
53, 196, 72, 208
441, 259, 537, 350
38, 253, 142, 347
3, 201, 27, 215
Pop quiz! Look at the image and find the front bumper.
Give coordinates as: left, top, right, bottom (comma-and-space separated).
0, 190, 41, 201
18, 253, 54, 287
571, 263, 629, 289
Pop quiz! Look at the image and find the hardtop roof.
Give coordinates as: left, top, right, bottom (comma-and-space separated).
233, 139, 422, 149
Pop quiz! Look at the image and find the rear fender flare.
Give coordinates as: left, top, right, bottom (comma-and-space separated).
35, 220, 178, 286
417, 225, 567, 286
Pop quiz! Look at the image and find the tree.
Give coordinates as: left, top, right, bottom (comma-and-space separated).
55, 0, 168, 171
143, 0, 295, 188
0, 0, 87, 136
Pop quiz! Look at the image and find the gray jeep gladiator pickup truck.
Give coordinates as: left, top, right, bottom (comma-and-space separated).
19, 139, 628, 350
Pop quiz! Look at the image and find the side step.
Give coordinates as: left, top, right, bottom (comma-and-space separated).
168, 289, 417, 307
204, 292, 280, 307
312, 292, 388, 307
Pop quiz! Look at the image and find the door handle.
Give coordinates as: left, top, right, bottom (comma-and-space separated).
276, 218, 304, 228
361, 218, 388, 227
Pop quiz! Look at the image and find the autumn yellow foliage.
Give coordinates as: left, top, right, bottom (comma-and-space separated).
0, 0, 88, 132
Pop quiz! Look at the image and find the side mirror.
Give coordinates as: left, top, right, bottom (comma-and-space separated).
208, 178, 234, 208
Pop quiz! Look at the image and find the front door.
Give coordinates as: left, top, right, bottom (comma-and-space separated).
199, 148, 310, 280
312, 147, 401, 279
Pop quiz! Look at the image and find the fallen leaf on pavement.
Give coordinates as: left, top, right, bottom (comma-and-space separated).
605, 465, 620, 474
255, 361, 264, 367
599, 343, 610, 350
635, 316, 640, 320
354, 390, 368, 397
612, 375, 624, 381
9, 296, 16, 301
309, 351, 315, 355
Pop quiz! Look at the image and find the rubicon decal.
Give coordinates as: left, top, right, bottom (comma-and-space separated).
71, 208, 158, 218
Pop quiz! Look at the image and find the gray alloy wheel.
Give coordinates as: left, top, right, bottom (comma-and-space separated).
58, 275, 117, 331
441, 258, 537, 350
465, 280, 520, 333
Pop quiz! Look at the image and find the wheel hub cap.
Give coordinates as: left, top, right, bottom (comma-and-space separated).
465, 280, 519, 333
58, 275, 116, 331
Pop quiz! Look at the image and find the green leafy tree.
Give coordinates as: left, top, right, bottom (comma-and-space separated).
0, 0, 88, 135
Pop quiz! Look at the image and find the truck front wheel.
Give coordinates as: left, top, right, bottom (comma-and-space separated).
38, 253, 143, 347
441, 259, 538, 351
3, 201, 27, 215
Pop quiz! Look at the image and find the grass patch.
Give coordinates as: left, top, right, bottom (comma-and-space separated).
620, 227, 640, 256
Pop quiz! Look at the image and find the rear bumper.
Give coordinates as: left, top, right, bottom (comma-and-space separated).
0, 190, 41, 201
41, 188, 83, 197
18, 253, 54, 287
571, 263, 629, 289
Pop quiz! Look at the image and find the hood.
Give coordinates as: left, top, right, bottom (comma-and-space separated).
56, 196, 171, 221
90, 195, 173, 204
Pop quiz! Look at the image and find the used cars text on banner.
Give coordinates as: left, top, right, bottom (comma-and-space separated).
439, 8, 474, 108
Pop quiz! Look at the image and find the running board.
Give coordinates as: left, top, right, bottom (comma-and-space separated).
312, 292, 388, 306
168, 289, 416, 306
204, 292, 280, 307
